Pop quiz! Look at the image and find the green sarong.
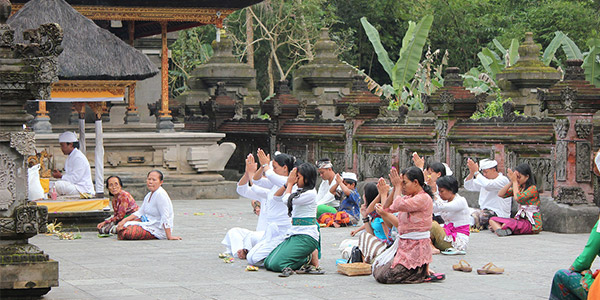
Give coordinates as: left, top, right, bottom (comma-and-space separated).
264, 234, 319, 272
316, 204, 337, 219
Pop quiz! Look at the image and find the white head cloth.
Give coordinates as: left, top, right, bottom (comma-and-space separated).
341, 172, 358, 182
479, 159, 498, 170
442, 163, 453, 176
317, 160, 333, 169
58, 131, 78, 143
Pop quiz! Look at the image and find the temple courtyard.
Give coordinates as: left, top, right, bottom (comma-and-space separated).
32, 197, 596, 300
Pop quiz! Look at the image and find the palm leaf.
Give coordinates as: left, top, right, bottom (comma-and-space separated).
543, 31, 565, 66
493, 39, 507, 56
392, 15, 434, 93
360, 17, 394, 80
561, 34, 583, 60
583, 45, 600, 87
508, 39, 519, 66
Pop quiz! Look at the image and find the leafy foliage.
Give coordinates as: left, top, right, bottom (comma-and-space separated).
169, 27, 215, 97
470, 95, 521, 120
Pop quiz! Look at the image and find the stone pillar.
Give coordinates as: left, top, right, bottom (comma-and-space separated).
496, 32, 561, 116
0, 4, 61, 296
293, 28, 354, 119
124, 82, 140, 123
538, 59, 600, 232
157, 21, 174, 132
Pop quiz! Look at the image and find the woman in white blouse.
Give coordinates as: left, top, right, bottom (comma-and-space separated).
430, 176, 470, 254
264, 163, 323, 277
117, 170, 181, 240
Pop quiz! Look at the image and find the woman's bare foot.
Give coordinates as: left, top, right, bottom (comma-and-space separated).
430, 244, 440, 255
333, 222, 341, 228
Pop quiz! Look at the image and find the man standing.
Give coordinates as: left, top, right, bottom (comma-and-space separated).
464, 158, 511, 229
51, 131, 95, 196
315, 158, 339, 218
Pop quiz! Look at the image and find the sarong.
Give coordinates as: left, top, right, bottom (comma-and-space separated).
490, 216, 533, 234
550, 269, 588, 300
430, 221, 453, 251
358, 231, 388, 264
263, 234, 319, 272
372, 259, 428, 284
118, 225, 157, 240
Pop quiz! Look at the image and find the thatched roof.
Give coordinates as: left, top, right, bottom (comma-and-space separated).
8, 0, 158, 81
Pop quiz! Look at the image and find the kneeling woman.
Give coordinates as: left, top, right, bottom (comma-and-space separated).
489, 163, 540, 237
264, 163, 322, 277
372, 166, 433, 284
117, 170, 181, 240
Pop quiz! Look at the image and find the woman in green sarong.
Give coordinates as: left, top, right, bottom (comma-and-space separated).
264, 163, 323, 277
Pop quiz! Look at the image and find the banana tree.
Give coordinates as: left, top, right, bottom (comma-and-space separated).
476, 38, 519, 80
360, 15, 434, 109
543, 32, 600, 87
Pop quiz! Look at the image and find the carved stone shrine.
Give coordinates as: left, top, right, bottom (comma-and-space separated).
0, 0, 60, 296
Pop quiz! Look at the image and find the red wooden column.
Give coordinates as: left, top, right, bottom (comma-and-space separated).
156, 21, 174, 132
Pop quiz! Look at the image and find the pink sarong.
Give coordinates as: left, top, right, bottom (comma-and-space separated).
490, 216, 533, 234
443, 223, 470, 241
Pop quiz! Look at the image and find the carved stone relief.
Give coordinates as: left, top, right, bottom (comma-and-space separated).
344, 121, 354, 170
0, 218, 15, 233
553, 119, 569, 139
359, 146, 392, 179
560, 87, 577, 112
319, 148, 345, 173
556, 186, 587, 204
575, 119, 592, 139
435, 120, 448, 162
516, 157, 553, 193
576, 141, 591, 182
15, 205, 47, 234
0, 153, 17, 211
555, 140, 567, 181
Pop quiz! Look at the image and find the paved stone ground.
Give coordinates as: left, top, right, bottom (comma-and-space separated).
32, 198, 598, 300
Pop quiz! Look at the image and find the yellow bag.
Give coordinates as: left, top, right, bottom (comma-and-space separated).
39, 178, 49, 193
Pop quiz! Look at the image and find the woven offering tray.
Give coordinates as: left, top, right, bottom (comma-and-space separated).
337, 262, 372, 276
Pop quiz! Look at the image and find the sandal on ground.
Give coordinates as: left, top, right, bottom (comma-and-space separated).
452, 259, 472, 272
279, 267, 295, 277
441, 247, 466, 255
305, 266, 325, 275
495, 229, 512, 237
477, 262, 504, 275
424, 272, 445, 282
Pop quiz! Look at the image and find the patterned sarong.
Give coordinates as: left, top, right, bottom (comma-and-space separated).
118, 225, 157, 240
358, 231, 388, 264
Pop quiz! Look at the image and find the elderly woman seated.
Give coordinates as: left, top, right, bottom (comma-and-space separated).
97, 175, 139, 234
117, 170, 181, 240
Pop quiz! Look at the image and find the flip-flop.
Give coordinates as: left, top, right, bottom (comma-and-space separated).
424, 272, 445, 282
452, 259, 472, 272
441, 248, 466, 255
477, 262, 504, 275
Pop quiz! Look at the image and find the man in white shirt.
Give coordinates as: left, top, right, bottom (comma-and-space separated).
315, 158, 339, 218
51, 131, 95, 196
464, 158, 510, 230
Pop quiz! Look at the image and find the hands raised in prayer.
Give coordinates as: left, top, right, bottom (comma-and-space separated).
389, 167, 403, 188
377, 177, 390, 196
257, 148, 271, 168
245, 153, 258, 175
467, 158, 479, 175
412, 152, 425, 169
287, 167, 298, 186
334, 173, 343, 185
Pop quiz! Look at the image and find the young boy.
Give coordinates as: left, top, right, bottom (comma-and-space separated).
318, 172, 361, 227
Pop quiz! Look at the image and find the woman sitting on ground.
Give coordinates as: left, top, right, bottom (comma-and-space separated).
264, 163, 323, 277
430, 176, 470, 255
117, 170, 181, 240
371, 166, 434, 284
489, 163, 540, 237
97, 176, 139, 234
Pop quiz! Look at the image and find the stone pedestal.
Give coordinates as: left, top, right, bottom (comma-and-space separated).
157, 115, 175, 132
32, 116, 52, 133
124, 111, 140, 124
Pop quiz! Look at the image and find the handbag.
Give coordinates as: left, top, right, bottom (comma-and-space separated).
347, 246, 363, 263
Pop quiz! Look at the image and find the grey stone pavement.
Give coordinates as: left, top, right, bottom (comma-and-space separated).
31, 197, 599, 300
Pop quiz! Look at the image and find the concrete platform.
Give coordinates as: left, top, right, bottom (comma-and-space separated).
32, 197, 598, 300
